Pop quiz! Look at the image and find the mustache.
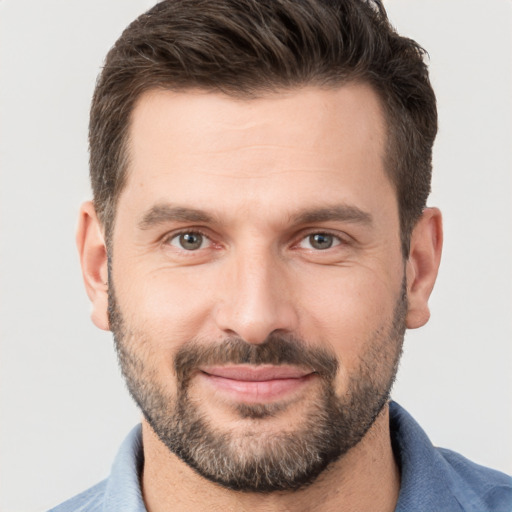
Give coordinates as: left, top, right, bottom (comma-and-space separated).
174, 334, 339, 385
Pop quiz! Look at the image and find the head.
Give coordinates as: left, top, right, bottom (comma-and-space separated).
79, 0, 442, 494
90, 0, 437, 257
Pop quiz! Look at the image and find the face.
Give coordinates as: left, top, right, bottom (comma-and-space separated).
107, 85, 408, 491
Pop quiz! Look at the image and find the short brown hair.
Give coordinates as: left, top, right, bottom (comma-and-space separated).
90, 0, 437, 256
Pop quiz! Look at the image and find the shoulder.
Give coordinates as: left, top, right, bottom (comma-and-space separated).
390, 401, 512, 512
46, 425, 145, 512
437, 447, 512, 511
47, 479, 107, 512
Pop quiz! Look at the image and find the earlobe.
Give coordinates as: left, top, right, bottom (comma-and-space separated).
76, 201, 110, 331
405, 207, 443, 329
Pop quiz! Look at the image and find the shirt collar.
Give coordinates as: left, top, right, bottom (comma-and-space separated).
390, 402, 463, 511
103, 402, 480, 511
103, 424, 146, 512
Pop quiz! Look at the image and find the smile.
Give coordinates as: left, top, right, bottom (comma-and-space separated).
198, 365, 316, 402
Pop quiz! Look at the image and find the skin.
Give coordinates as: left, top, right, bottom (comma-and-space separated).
77, 84, 443, 511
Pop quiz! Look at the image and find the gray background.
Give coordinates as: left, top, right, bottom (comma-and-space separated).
1, 1, 511, 510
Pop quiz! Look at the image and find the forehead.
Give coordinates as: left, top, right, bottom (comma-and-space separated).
127, 84, 387, 164
121, 85, 394, 224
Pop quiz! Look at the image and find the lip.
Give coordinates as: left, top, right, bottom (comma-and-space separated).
201, 365, 312, 381
198, 365, 315, 402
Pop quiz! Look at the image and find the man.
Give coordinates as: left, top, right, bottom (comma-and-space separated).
50, 0, 512, 510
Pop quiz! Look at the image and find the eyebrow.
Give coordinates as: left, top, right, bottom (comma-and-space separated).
291, 205, 373, 226
138, 203, 373, 231
138, 204, 216, 230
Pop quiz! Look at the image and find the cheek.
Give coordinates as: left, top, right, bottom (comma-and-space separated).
113, 270, 218, 394
295, 267, 400, 366
117, 266, 218, 343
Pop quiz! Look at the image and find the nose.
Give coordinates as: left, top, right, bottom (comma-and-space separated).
213, 247, 299, 344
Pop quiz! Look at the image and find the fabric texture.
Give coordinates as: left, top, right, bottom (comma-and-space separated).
48, 402, 512, 512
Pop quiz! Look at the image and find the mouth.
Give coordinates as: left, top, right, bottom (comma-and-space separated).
198, 365, 316, 403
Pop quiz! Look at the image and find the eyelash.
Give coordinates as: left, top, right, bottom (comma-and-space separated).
162, 228, 347, 254
296, 231, 344, 251
163, 229, 213, 251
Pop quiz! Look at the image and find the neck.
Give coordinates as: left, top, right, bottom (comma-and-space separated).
141, 404, 400, 512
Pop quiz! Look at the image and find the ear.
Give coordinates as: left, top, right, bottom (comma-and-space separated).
405, 207, 443, 329
76, 201, 110, 331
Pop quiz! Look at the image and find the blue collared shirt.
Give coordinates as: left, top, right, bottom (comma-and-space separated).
49, 402, 512, 511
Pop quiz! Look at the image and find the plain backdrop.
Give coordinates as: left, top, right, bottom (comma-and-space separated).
1, 1, 511, 510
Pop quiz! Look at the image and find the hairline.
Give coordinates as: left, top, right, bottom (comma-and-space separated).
100, 80, 409, 256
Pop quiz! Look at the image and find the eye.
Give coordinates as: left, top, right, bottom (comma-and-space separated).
299, 233, 341, 250
167, 231, 210, 251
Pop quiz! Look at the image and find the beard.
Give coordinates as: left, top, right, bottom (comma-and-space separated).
109, 279, 407, 493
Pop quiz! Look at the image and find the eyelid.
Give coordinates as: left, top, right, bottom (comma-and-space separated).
159, 227, 351, 253
294, 229, 349, 248
162, 228, 214, 250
